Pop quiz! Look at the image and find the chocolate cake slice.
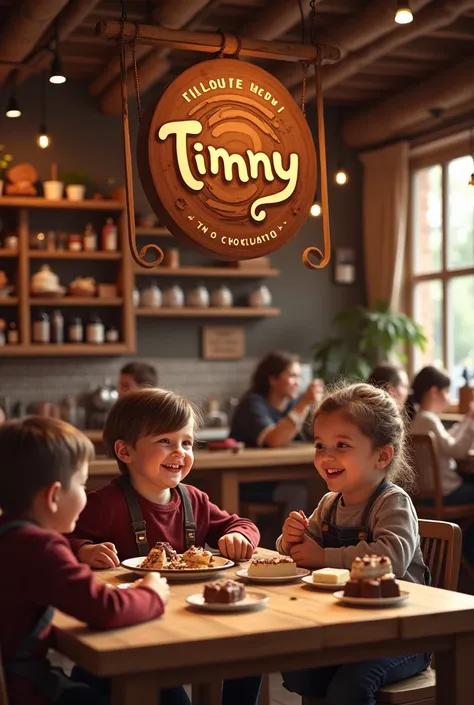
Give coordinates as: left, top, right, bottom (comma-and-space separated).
203, 579, 246, 604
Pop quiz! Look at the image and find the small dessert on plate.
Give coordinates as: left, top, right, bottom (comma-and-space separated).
342, 554, 401, 599
203, 579, 246, 604
181, 545, 214, 567
350, 554, 393, 581
312, 568, 350, 584
248, 555, 296, 578
140, 542, 168, 570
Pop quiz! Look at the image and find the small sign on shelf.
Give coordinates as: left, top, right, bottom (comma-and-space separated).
202, 325, 245, 360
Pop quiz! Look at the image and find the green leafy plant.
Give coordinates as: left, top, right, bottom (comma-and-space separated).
0, 145, 13, 180
312, 300, 427, 382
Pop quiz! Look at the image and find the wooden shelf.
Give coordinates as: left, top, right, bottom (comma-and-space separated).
135, 307, 280, 318
0, 297, 18, 305
29, 251, 122, 260
29, 297, 123, 306
133, 266, 280, 278
0, 249, 18, 258
0, 343, 129, 357
135, 226, 172, 236
0, 197, 123, 210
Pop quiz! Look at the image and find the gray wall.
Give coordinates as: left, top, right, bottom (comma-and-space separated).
0, 74, 364, 378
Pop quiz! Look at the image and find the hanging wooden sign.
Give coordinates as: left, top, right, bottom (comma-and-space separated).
138, 58, 316, 261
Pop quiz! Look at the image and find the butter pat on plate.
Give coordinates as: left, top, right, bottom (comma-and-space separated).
312, 568, 350, 584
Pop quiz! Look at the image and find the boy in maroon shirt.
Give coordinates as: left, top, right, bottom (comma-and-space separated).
0, 417, 189, 705
69, 387, 262, 705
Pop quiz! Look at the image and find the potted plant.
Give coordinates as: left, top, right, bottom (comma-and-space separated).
312, 299, 427, 382
0, 146, 13, 197
61, 171, 92, 202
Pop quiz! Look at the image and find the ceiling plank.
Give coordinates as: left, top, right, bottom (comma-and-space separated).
297, 0, 474, 101
99, 0, 316, 113
0, 0, 69, 87
91, 0, 214, 99
343, 56, 474, 148
277, 0, 431, 91
22, 0, 103, 79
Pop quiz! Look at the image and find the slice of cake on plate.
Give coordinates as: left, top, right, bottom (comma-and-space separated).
312, 568, 349, 584
343, 554, 400, 599
203, 579, 246, 604
140, 542, 168, 570
182, 546, 214, 567
248, 555, 296, 578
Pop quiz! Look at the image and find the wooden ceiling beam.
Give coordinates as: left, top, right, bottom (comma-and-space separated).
278, 0, 431, 91
297, 0, 474, 101
0, 0, 69, 87
99, 0, 316, 113
21, 0, 102, 79
94, 0, 214, 106
343, 56, 474, 149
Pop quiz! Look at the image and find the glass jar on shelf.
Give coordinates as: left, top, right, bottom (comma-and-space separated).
68, 317, 83, 343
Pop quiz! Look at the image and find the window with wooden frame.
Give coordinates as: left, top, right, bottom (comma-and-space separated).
408, 134, 474, 391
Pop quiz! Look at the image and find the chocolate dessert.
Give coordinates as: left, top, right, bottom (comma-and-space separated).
343, 579, 361, 598
359, 579, 382, 599
155, 541, 178, 560
380, 573, 401, 598
203, 579, 246, 604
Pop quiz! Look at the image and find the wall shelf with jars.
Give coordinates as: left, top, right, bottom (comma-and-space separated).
0, 199, 134, 356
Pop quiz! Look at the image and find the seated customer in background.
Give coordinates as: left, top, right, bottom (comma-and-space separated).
411, 365, 474, 504
368, 363, 410, 410
118, 361, 157, 396
230, 350, 324, 513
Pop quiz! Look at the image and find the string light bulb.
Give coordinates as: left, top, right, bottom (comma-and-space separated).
310, 202, 322, 217
5, 93, 21, 118
37, 126, 51, 149
335, 168, 348, 186
395, 1, 413, 24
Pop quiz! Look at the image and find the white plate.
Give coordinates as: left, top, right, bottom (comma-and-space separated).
120, 555, 234, 581
333, 590, 409, 607
186, 590, 269, 612
301, 575, 347, 591
236, 567, 310, 584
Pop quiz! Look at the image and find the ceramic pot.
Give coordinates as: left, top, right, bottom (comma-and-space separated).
43, 180, 64, 200
66, 184, 86, 201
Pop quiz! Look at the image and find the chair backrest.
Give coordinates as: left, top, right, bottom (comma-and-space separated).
418, 518, 462, 590
0, 648, 8, 705
411, 433, 445, 520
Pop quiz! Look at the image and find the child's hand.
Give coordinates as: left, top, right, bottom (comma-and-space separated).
282, 510, 308, 545
78, 542, 120, 569
140, 573, 170, 605
290, 535, 325, 568
218, 532, 253, 561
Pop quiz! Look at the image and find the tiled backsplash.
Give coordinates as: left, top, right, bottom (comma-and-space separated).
0, 357, 257, 409
0, 358, 314, 412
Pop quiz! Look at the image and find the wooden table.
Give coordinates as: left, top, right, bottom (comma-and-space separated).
54, 550, 474, 705
88, 444, 322, 514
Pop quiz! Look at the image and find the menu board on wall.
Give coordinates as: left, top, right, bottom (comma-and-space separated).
202, 325, 245, 360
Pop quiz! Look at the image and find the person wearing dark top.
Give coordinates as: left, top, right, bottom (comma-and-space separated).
230, 351, 324, 513
118, 361, 158, 396
0, 416, 181, 705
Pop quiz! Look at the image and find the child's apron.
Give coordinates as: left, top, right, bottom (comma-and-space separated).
117, 476, 197, 555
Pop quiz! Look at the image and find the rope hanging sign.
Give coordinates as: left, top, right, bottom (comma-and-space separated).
138, 57, 316, 261
97, 11, 340, 269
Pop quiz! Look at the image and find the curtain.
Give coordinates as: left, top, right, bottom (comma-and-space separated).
360, 141, 409, 311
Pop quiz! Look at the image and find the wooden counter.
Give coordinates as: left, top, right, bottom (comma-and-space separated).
88, 444, 321, 514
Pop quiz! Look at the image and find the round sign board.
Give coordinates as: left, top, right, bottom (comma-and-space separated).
138, 58, 316, 260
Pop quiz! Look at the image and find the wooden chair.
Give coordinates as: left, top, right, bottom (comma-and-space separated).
302, 518, 462, 705
410, 433, 474, 522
